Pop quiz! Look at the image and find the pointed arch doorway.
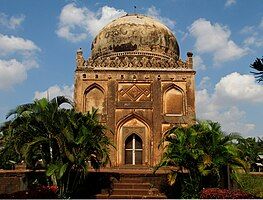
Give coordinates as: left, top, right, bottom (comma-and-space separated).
116, 116, 150, 166
125, 134, 142, 165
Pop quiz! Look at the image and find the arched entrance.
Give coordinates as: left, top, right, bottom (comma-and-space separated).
125, 134, 142, 165
116, 114, 151, 166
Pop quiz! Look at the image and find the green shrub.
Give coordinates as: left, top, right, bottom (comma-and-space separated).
234, 173, 263, 198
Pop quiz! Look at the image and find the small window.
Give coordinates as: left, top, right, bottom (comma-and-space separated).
125, 134, 143, 165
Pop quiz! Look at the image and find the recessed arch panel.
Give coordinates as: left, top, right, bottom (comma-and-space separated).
163, 86, 184, 115
84, 84, 105, 114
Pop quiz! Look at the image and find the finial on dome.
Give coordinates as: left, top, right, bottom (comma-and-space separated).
77, 48, 82, 53
133, 5, 137, 14
187, 52, 193, 57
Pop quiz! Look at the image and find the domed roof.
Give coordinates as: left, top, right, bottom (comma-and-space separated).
91, 14, 180, 61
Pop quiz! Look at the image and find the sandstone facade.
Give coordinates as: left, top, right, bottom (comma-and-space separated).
74, 14, 196, 167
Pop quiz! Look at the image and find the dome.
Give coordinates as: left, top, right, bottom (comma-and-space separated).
91, 14, 180, 61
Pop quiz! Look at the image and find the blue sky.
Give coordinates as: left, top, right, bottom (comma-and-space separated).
0, 0, 262, 138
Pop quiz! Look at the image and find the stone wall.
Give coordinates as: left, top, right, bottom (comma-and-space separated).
0, 170, 28, 194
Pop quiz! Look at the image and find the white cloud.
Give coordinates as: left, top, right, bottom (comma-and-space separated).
0, 33, 40, 56
0, 59, 27, 90
56, 3, 126, 42
196, 89, 256, 136
193, 55, 206, 71
241, 18, 263, 48
0, 12, 25, 29
215, 72, 263, 103
196, 72, 263, 136
240, 25, 255, 34
146, 6, 176, 29
198, 76, 211, 90
225, 0, 236, 7
34, 85, 74, 100
196, 89, 219, 119
0, 33, 40, 90
189, 18, 247, 65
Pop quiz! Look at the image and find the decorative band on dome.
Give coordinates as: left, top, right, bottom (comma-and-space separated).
83, 54, 192, 70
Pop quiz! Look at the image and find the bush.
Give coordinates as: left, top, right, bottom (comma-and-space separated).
200, 188, 255, 199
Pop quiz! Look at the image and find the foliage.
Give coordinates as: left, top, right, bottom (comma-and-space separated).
250, 57, 263, 83
233, 173, 263, 198
237, 137, 263, 171
155, 120, 248, 198
0, 121, 21, 169
200, 188, 255, 199
0, 96, 112, 198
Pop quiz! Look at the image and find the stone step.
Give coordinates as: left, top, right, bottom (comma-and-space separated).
120, 178, 146, 183
111, 188, 159, 196
94, 173, 167, 199
114, 182, 150, 190
96, 194, 167, 199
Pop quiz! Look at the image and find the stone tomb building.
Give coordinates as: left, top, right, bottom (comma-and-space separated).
74, 14, 196, 168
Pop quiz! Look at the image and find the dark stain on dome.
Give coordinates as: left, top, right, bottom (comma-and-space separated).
113, 43, 137, 52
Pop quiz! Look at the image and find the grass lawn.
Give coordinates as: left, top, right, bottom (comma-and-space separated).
234, 173, 263, 198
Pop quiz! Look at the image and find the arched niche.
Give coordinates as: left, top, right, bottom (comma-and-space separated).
84, 84, 105, 114
116, 114, 150, 166
163, 85, 184, 116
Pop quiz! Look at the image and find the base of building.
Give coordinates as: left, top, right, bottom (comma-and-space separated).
89, 165, 174, 175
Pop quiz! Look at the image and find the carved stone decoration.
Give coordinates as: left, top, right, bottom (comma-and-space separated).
119, 60, 124, 68
141, 57, 148, 68
150, 57, 156, 66
168, 58, 175, 68
123, 57, 129, 68
118, 83, 151, 102
115, 57, 121, 68
177, 59, 186, 68
85, 54, 189, 70
101, 59, 106, 68
86, 58, 93, 66
131, 57, 139, 68
105, 57, 111, 67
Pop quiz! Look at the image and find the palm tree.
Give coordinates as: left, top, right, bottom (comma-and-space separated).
196, 121, 247, 181
0, 121, 21, 169
250, 57, 263, 83
156, 120, 247, 198
46, 108, 113, 197
1, 96, 73, 168
237, 137, 263, 171
0, 97, 112, 198
156, 125, 203, 198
